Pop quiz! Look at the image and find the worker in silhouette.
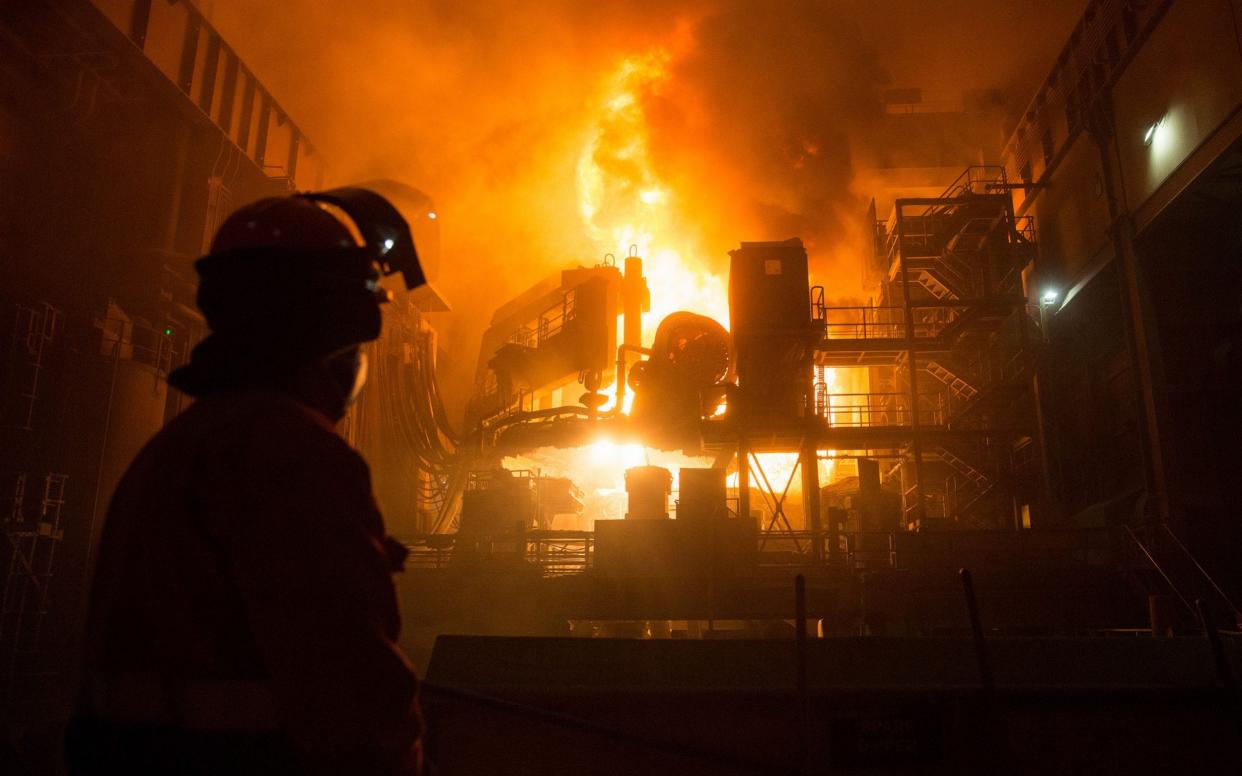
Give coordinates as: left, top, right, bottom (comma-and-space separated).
68, 189, 428, 775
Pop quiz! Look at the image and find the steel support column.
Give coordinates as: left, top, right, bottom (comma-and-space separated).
800, 439, 822, 561
894, 201, 927, 526
1090, 101, 1171, 524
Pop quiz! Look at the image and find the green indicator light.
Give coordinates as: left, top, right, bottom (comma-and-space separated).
163, 327, 173, 336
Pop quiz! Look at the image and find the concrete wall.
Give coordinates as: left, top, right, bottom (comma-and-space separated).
1025, 131, 1112, 294
1112, 0, 1242, 229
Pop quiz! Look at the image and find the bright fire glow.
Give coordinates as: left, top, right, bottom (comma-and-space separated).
727, 452, 839, 495
588, 439, 648, 468
504, 443, 715, 528
576, 52, 729, 345
508, 443, 841, 528
578, 52, 730, 415
516, 56, 862, 524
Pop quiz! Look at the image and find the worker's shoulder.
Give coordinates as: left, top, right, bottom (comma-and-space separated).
186, 391, 364, 467
231, 390, 335, 429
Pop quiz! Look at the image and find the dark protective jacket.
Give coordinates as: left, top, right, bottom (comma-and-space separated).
75, 390, 420, 775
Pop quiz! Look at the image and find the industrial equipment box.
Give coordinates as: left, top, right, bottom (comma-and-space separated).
728, 238, 815, 420
727, 238, 812, 335
593, 517, 758, 578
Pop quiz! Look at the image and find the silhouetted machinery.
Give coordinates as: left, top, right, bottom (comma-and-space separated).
623, 238, 815, 438
459, 240, 820, 575
728, 238, 815, 423
481, 274, 617, 413
623, 466, 672, 520
470, 256, 648, 428
820, 458, 901, 566
458, 469, 583, 535
676, 468, 728, 521
594, 465, 757, 579
628, 312, 732, 445
452, 468, 585, 563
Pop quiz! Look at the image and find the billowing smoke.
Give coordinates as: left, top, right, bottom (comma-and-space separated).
203, 0, 1081, 403
641, 3, 888, 291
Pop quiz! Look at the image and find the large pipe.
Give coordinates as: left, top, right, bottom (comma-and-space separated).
610, 343, 650, 417
800, 442, 822, 562
622, 255, 645, 349
606, 255, 650, 418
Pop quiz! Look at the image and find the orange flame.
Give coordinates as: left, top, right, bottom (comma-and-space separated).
576, 52, 729, 345
548, 53, 850, 522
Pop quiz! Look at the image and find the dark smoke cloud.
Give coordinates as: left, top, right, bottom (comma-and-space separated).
643, 3, 889, 289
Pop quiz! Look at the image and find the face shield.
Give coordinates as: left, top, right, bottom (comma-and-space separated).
299, 187, 427, 291
172, 188, 426, 399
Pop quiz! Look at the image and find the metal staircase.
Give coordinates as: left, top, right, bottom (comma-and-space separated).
936, 444, 1000, 523
932, 445, 991, 489
811, 165, 1040, 530
926, 359, 978, 401
949, 478, 998, 522
946, 215, 1004, 254
914, 270, 959, 300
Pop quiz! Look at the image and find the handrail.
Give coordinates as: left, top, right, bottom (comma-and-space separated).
814, 391, 946, 428
406, 526, 1122, 575
1123, 525, 1195, 615
100, 316, 177, 377
507, 289, 577, 347
1159, 524, 1242, 620
809, 285, 826, 324
818, 305, 957, 341
937, 165, 1008, 199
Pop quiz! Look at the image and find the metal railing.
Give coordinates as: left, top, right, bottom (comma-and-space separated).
902, 485, 949, 523
99, 317, 176, 378
940, 165, 1009, 198
820, 306, 902, 340
813, 392, 945, 428
1123, 523, 1242, 626
507, 291, 577, 348
877, 170, 1033, 300
1014, 215, 1037, 244
404, 526, 1128, 578
741, 527, 1120, 572
818, 306, 957, 341
405, 530, 594, 576
760, 527, 1118, 572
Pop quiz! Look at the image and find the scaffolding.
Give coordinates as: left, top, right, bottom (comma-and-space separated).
9, 302, 60, 431
1, 471, 68, 692
707, 166, 1046, 558
821, 165, 1043, 530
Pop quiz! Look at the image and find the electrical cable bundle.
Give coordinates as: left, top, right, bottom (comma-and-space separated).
366, 312, 462, 526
